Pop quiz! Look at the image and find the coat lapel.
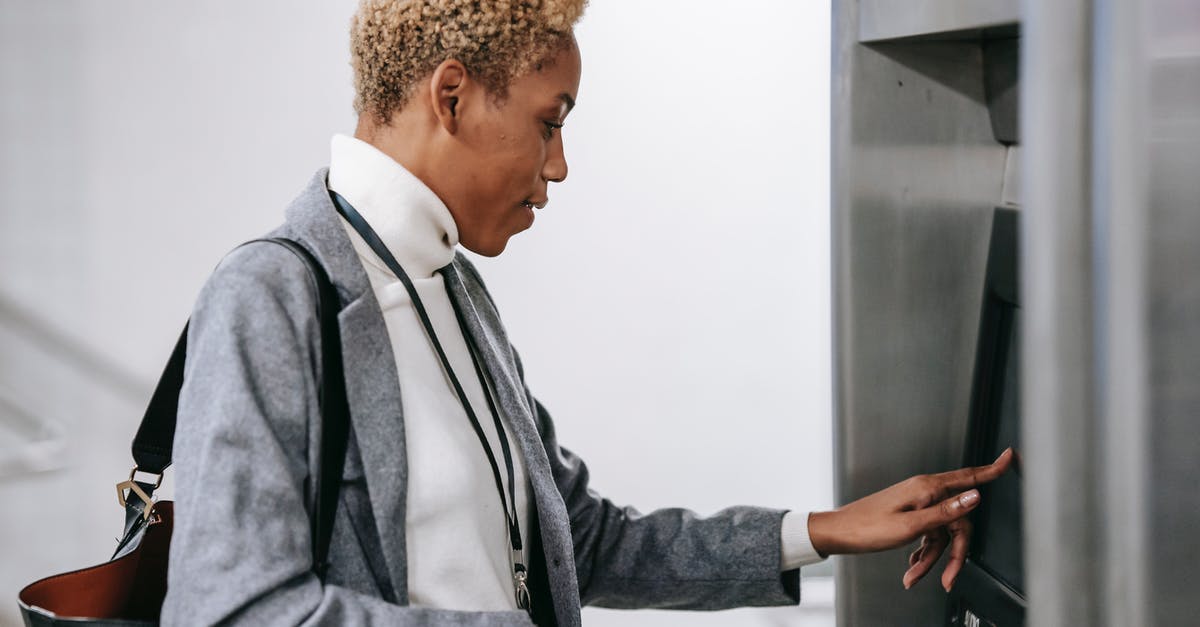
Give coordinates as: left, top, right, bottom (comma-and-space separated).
281, 169, 412, 602
442, 262, 581, 627
335, 295, 411, 602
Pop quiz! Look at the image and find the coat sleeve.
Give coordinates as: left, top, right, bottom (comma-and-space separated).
161, 243, 534, 627
512, 355, 803, 611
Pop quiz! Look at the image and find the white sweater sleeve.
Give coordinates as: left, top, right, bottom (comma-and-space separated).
780, 511, 826, 570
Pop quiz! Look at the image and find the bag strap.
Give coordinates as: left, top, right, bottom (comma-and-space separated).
122, 237, 350, 579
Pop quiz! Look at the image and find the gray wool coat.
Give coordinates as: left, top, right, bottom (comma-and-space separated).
160, 169, 802, 626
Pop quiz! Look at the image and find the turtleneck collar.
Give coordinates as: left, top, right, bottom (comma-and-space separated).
327, 133, 459, 280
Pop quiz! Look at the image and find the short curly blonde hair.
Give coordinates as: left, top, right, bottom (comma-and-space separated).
350, 0, 587, 123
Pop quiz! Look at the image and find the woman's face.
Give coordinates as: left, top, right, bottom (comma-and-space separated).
437, 38, 582, 256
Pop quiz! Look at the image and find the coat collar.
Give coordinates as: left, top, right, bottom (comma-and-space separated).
281, 168, 374, 305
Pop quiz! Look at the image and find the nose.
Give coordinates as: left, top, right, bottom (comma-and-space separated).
542, 133, 568, 184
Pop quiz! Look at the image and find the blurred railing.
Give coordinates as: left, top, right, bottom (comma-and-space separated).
0, 291, 150, 479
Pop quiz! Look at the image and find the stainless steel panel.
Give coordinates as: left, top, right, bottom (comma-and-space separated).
1145, 14, 1200, 619
1020, 0, 1100, 625
1023, 0, 1200, 624
1092, 0, 1151, 624
859, 0, 1018, 43
833, 1, 1009, 624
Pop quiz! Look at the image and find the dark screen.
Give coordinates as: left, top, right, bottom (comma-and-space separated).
973, 306, 1023, 593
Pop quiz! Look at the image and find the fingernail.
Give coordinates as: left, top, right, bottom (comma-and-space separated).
996, 447, 1011, 462
959, 490, 980, 507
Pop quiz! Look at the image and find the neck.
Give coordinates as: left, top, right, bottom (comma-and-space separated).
354, 114, 437, 190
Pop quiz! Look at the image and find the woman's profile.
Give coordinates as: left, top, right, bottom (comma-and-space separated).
161, 1, 1013, 625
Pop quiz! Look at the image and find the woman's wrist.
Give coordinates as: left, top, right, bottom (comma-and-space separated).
807, 510, 838, 557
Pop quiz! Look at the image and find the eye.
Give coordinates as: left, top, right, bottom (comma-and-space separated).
541, 120, 563, 141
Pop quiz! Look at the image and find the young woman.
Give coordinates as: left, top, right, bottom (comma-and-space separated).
161, 1, 1013, 625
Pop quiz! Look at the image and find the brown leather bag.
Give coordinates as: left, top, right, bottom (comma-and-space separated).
19, 502, 174, 626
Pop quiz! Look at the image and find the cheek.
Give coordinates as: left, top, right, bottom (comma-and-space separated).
461, 122, 546, 229
487, 134, 545, 192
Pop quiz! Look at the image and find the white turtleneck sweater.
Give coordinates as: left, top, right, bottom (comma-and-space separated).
325, 134, 822, 611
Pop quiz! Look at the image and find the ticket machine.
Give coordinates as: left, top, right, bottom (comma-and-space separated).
834, 0, 1200, 625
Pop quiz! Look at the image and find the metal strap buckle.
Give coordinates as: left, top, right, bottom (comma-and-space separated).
115, 467, 163, 519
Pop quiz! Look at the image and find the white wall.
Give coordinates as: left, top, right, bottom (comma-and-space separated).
0, 1, 831, 625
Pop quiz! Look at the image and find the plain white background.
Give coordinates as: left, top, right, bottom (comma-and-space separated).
0, 1, 832, 625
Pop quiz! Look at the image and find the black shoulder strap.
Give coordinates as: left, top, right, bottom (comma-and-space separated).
125, 237, 350, 580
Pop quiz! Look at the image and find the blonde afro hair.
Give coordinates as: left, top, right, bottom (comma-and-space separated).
350, 0, 588, 123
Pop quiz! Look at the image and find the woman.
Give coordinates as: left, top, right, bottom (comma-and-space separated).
161, 1, 1013, 625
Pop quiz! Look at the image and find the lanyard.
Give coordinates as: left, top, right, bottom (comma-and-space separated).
330, 191, 531, 613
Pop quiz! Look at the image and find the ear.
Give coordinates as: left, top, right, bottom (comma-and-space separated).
428, 59, 467, 135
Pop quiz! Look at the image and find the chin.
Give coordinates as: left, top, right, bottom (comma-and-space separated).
461, 221, 530, 257
463, 235, 511, 258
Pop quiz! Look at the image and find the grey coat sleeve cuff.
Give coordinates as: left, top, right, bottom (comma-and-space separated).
580, 505, 803, 611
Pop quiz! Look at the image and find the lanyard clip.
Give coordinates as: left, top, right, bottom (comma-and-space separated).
513, 561, 531, 611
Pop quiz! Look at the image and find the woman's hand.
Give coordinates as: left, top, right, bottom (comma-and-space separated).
807, 448, 1014, 591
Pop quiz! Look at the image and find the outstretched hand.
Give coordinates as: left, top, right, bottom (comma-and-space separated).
807, 448, 1014, 592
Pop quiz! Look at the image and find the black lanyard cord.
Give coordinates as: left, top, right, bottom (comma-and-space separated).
329, 191, 524, 564
451, 303, 522, 550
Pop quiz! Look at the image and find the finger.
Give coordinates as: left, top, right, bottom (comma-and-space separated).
909, 489, 980, 534
908, 535, 929, 566
941, 517, 974, 592
902, 526, 940, 586
934, 448, 1014, 493
908, 545, 923, 567
903, 530, 948, 589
